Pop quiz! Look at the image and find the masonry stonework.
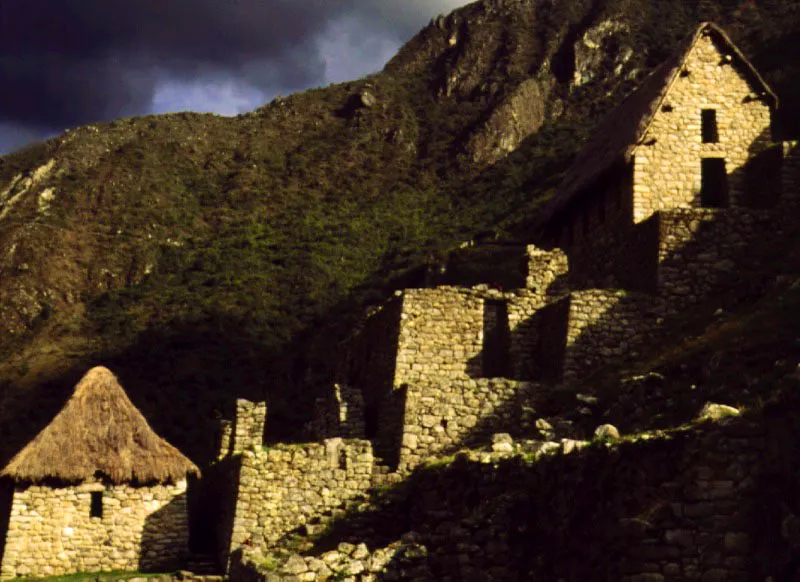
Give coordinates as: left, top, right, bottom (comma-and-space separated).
227, 440, 373, 554
395, 288, 484, 384
27, 23, 784, 582
398, 378, 538, 472
207, 23, 800, 581
782, 140, 800, 206
1, 481, 188, 579
308, 384, 365, 441
229, 398, 800, 581
560, 290, 664, 382
656, 208, 779, 310
525, 245, 569, 298
632, 34, 773, 222
231, 400, 266, 455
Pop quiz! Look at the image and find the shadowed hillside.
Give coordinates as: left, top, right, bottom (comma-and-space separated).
0, 0, 799, 470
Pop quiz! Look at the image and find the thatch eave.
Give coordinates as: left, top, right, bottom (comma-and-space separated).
0, 367, 200, 486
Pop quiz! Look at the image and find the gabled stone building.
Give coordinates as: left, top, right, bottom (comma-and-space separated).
535, 22, 788, 288
0, 367, 199, 579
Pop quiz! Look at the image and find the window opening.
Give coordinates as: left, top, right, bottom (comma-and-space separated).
90, 491, 103, 518
482, 300, 511, 378
702, 109, 719, 143
701, 158, 729, 208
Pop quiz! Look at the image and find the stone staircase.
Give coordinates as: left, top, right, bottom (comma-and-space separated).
177, 553, 224, 580
371, 456, 403, 488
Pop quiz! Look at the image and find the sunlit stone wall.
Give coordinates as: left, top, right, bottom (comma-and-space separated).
0, 480, 189, 579
632, 33, 773, 222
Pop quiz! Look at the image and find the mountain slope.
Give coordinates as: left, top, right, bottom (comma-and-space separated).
0, 0, 799, 467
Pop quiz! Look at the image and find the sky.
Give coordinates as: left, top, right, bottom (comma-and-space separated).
0, 0, 472, 154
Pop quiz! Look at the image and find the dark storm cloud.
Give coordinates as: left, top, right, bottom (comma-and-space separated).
0, 0, 338, 128
0, 0, 468, 148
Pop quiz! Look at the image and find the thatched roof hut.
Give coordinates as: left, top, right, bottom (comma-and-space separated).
536, 22, 777, 228
1, 366, 199, 484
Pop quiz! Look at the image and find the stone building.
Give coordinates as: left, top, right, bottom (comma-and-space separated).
0, 367, 199, 579
318, 21, 797, 466
535, 22, 784, 288
211, 23, 800, 579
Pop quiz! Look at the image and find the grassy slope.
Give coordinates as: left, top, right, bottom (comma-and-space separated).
0, 0, 798, 468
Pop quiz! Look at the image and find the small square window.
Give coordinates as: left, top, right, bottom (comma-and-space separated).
702, 109, 719, 143
90, 491, 103, 518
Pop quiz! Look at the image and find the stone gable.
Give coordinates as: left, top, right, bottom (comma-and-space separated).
632, 32, 773, 222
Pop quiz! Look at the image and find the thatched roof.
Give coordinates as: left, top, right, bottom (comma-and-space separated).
1, 367, 200, 485
536, 22, 777, 228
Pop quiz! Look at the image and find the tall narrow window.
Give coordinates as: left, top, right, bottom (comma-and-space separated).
90, 491, 103, 518
702, 109, 719, 143
701, 158, 729, 208
483, 300, 510, 378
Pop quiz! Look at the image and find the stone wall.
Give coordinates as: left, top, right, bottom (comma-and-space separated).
507, 292, 549, 380
307, 384, 366, 441
528, 290, 664, 383
562, 290, 664, 382
782, 140, 800, 206
228, 440, 373, 554
551, 163, 639, 290
238, 401, 800, 581
340, 297, 403, 451
395, 286, 560, 385
529, 297, 570, 382
383, 417, 776, 581
231, 400, 266, 454
525, 245, 569, 299
397, 378, 538, 472
632, 33, 773, 222
656, 208, 779, 311
0, 480, 189, 579
394, 288, 484, 385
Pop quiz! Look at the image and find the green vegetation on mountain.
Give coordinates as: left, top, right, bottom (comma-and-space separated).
0, 0, 799, 467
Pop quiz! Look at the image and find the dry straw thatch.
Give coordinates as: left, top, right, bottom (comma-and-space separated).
1, 367, 199, 485
537, 22, 777, 227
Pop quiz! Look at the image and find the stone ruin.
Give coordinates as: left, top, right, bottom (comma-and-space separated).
213, 22, 800, 581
